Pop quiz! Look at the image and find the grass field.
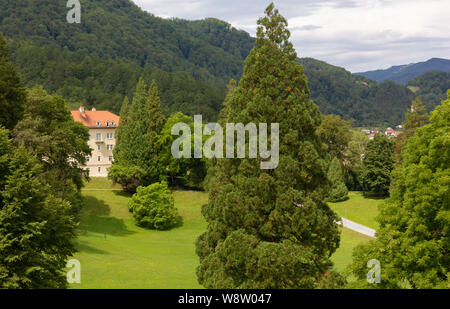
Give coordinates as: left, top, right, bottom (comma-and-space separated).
70, 178, 372, 289
328, 192, 384, 230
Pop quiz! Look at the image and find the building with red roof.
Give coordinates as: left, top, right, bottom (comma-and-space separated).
71, 107, 120, 177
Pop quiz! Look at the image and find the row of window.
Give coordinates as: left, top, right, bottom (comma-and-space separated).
96, 144, 114, 151
95, 133, 114, 141
87, 167, 104, 173
86, 155, 113, 162
96, 121, 116, 127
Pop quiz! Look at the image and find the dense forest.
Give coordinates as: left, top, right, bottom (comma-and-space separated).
0, 0, 448, 125
407, 71, 450, 112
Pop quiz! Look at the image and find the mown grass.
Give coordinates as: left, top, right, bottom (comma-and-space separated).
328, 191, 384, 230
70, 178, 372, 289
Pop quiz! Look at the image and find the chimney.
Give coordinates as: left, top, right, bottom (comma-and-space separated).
79, 106, 85, 114
91, 107, 97, 111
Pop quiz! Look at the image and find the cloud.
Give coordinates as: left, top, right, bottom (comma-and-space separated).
132, 0, 450, 72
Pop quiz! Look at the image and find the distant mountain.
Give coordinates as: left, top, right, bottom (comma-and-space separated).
357, 58, 450, 84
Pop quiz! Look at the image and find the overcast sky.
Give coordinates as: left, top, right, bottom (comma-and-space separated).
131, 0, 450, 72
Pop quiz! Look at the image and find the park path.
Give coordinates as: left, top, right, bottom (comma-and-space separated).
338, 217, 377, 238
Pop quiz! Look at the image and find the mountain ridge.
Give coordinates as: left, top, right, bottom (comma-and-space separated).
356, 58, 450, 84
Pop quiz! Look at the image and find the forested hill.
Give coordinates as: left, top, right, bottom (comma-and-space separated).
0, 0, 253, 120
0, 0, 443, 126
407, 71, 450, 112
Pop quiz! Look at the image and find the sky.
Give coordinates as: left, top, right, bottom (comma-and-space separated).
131, 0, 450, 73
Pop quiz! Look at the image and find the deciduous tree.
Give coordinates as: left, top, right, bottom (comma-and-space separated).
348, 91, 450, 289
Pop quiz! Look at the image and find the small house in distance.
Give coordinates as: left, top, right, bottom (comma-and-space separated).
71, 107, 120, 177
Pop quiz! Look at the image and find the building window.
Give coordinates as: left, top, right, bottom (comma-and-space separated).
107, 133, 114, 139
107, 145, 114, 151
98, 156, 102, 162
97, 144, 102, 151
109, 156, 113, 162
96, 133, 102, 141
98, 167, 101, 173
96, 121, 101, 127
86, 156, 91, 162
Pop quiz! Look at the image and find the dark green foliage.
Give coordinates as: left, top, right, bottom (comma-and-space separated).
343, 130, 369, 190
0, 130, 77, 289
348, 92, 450, 289
12, 86, 91, 213
155, 112, 206, 188
361, 134, 395, 197
112, 78, 166, 190
300, 58, 416, 126
108, 165, 145, 194
196, 4, 340, 289
327, 157, 348, 202
407, 71, 450, 112
395, 98, 430, 161
317, 114, 351, 160
0, 0, 250, 119
0, 33, 26, 130
128, 182, 179, 230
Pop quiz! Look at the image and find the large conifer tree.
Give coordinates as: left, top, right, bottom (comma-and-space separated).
196, 4, 341, 289
348, 91, 450, 289
112, 78, 165, 189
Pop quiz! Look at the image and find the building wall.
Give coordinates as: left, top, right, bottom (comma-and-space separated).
85, 128, 117, 177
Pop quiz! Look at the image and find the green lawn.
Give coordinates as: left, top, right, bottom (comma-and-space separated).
328, 192, 384, 230
70, 178, 372, 289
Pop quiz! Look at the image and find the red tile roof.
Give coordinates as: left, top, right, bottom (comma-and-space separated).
71, 108, 120, 128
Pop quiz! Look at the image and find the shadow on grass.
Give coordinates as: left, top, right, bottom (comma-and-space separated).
362, 192, 388, 200
75, 240, 109, 255
79, 196, 135, 237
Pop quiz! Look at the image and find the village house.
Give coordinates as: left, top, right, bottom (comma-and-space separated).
71, 107, 120, 177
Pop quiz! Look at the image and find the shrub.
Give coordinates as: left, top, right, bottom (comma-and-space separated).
128, 182, 179, 230
108, 165, 145, 194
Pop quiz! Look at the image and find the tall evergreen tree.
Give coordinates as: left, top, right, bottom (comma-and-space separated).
327, 157, 349, 202
195, 4, 341, 289
0, 128, 77, 289
0, 33, 26, 130
348, 91, 450, 289
144, 80, 166, 184
111, 78, 165, 191
361, 134, 395, 196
